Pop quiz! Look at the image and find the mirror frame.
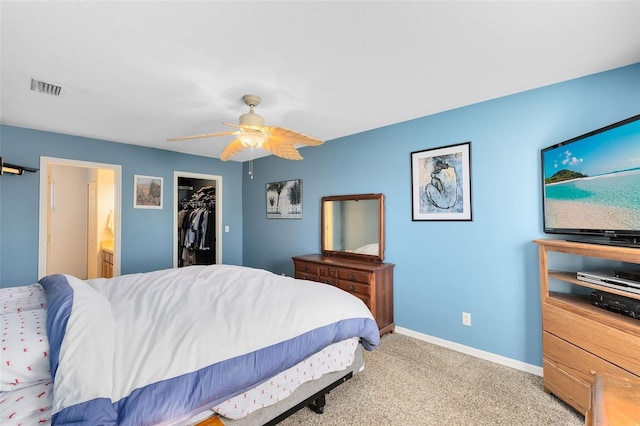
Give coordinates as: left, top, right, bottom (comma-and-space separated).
321, 193, 385, 262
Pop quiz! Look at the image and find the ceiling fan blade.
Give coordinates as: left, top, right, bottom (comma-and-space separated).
265, 126, 323, 146
220, 139, 246, 162
261, 139, 303, 160
167, 130, 237, 142
222, 122, 244, 130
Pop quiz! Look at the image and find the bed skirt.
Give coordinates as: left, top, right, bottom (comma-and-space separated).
186, 343, 365, 426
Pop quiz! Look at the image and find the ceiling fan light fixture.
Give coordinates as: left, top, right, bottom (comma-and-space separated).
238, 129, 267, 148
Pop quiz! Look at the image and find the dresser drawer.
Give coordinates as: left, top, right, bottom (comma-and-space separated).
543, 332, 638, 386
337, 268, 371, 284
318, 276, 337, 286
295, 271, 318, 281
338, 280, 370, 296
294, 261, 318, 275
319, 265, 337, 278
543, 304, 640, 375
543, 359, 591, 414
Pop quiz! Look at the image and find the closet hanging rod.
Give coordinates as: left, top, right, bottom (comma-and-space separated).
0, 156, 39, 175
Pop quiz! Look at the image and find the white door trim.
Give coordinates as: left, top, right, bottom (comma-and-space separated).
38, 156, 122, 279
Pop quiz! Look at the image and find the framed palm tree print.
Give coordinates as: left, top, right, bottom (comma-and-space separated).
266, 179, 302, 219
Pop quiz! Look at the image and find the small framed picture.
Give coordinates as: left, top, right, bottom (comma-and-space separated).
411, 142, 472, 221
134, 175, 163, 209
266, 179, 302, 219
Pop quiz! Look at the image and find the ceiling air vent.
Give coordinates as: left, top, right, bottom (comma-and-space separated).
31, 78, 62, 96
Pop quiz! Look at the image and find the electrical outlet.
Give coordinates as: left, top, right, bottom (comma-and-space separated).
462, 312, 471, 326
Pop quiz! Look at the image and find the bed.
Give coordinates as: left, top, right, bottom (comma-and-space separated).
0, 264, 379, 425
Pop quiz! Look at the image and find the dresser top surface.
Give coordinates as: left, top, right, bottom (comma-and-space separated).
293, 253, 394, 270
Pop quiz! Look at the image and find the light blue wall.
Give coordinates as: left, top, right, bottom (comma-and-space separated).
241, 63, 640, 366
0, 126, 245, 285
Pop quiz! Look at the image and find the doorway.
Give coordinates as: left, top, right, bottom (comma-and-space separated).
174, 171, 222, 267
38, 157, 121, 279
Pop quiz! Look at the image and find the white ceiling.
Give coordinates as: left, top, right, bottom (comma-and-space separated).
1, 1, 639, 162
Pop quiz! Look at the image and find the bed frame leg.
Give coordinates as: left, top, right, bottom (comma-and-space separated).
309, 394, 326, 414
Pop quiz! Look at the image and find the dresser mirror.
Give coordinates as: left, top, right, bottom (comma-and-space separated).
321, 193, 385, 262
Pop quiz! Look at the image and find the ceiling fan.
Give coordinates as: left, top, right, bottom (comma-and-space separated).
168, 94, 324, 162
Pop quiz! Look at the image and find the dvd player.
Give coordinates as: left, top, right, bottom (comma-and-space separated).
577, 271, 640, 295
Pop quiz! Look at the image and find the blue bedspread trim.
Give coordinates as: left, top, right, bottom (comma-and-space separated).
38, 274, 73, 380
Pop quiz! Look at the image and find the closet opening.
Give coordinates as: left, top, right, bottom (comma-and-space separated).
174, 172, 222, 267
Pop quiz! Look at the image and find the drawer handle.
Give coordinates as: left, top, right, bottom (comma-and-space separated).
302, 274, 308, 279
348, 273, 356, 280
589, 369, 597, 376
303, 266, 308, 272
349, 284, 356, 291
324, 279, 331, 284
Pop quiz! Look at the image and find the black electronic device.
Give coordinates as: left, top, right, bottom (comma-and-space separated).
615, 270, 640, 283
591, 290, 640, 320
541, 114, 640, 248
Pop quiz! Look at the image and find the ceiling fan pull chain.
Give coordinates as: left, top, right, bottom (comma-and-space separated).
248, 147, 254, 179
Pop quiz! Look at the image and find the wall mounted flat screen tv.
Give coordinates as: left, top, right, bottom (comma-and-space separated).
541, 114, 640, 247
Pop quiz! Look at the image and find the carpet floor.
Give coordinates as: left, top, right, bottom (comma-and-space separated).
278, 332, 584, 425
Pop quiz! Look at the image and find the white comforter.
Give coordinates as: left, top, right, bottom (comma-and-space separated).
39, 264, 379, 425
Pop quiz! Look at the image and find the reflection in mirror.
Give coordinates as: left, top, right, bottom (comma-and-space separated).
321, 193, 384, 262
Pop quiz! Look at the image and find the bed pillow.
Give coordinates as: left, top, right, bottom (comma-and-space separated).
0, 284, 47, 314
1, 309, 51, 391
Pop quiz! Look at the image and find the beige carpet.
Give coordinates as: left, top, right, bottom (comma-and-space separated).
279, 333, 584, 425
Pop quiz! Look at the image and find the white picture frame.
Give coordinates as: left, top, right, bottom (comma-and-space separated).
134, 175, 163, 209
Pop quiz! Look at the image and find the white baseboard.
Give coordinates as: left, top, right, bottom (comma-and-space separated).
395, 326, 543, 377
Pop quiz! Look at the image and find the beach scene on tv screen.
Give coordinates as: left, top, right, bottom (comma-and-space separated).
543, 119, 640, 231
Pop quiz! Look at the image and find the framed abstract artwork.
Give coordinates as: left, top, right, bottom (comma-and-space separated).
411, 142, 472, 221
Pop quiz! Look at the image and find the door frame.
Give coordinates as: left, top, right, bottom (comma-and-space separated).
38, 156, 122, 279
174, 171, 222, 267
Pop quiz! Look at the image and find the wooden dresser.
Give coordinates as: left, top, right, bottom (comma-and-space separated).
292, 254, 394, 335
533, 239, 640, 415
